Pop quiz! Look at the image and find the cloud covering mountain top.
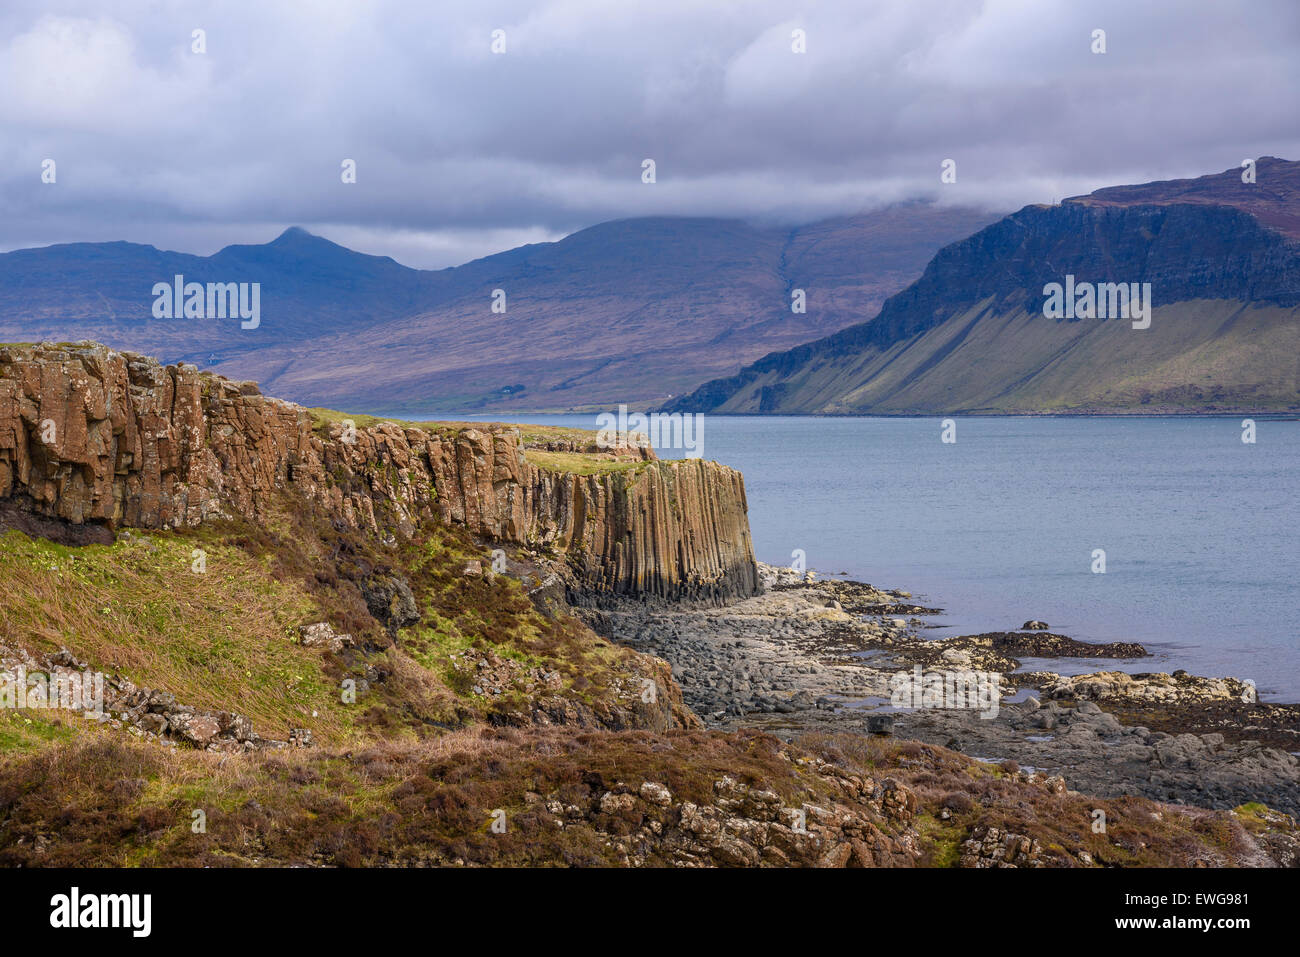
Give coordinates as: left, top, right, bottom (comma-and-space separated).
1, 0, 1297, 267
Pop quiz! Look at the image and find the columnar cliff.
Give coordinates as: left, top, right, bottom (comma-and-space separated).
0, 342, 758, 604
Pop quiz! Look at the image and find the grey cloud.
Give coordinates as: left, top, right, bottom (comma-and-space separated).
0, 0, 1297, 268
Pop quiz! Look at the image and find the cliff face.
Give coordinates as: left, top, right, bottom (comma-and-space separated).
0, 342, 758, 604
667, 159, 1300, 415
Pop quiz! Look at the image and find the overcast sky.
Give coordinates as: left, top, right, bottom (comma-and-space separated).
1, 0, 1297, 268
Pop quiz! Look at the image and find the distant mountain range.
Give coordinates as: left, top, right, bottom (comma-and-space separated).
667, 158, 1300, 415
0, 205, 999, 414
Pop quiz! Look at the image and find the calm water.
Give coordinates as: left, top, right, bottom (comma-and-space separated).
401, 412, 1300, 702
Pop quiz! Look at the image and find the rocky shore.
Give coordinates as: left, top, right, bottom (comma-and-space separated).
582, 564, 1300, 817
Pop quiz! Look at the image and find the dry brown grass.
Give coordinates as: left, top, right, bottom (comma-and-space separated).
0, 715, 1288, 868
799, 731, 1276, 867
0, 721, 833, 867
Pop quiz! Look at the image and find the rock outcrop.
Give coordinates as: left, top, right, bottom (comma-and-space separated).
0, 342, 758, 604
1039, 670, 1256, 705
534, 768, 922, 868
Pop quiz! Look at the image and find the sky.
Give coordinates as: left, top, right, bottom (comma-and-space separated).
1, 0, 1297, 269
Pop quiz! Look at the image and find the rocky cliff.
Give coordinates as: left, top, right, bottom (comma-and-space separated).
668, 158, 1300, 415
0, 342, 758, 604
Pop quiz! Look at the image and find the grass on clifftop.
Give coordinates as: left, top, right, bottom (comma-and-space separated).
308, 407, 651, 475
307, 407, 596, 446
521, 450, 648, 475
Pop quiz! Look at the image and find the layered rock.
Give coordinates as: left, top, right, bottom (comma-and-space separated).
0, 342, 758, 604
666, 158, 1300, 415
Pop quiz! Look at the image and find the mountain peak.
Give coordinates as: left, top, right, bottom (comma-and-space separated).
207, 226, 362, 267
270, 226, 320, 245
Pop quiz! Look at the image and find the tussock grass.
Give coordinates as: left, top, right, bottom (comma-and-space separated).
0, 530, 346, 742
1, 720, 1285, 868
307, 408, 597, 446
307, 407, 636, 475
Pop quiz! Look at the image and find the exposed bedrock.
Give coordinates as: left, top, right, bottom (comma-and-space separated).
0, 342, 759, 604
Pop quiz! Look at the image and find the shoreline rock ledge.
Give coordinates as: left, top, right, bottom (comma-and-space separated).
0, 342, 759, 605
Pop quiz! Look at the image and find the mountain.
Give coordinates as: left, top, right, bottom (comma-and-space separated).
0, 205, 1000, 413
0, 227, 439, 346
666, 158, 1300, 415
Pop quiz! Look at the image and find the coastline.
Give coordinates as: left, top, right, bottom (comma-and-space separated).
441, 411, 1300, 702
581, 563, 1300, 817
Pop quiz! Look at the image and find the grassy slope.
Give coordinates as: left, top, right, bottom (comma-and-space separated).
0, 531, 341, 740
0, 500, 664, 748
712, 301, 1300, 414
